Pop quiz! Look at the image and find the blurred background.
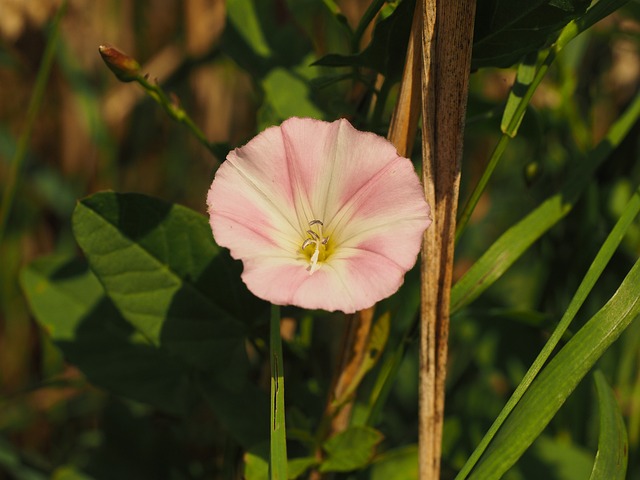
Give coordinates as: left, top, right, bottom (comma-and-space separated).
1, 0, 640, 478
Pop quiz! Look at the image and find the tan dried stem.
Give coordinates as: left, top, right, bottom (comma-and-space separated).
314, 5, 427, 477
419, 0, 476, 479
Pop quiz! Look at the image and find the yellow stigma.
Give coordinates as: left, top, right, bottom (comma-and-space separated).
301, 220, 330, 274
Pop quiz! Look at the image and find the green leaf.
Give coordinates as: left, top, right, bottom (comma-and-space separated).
313, 0, 414, 83
466, 256, 640, 479
21, 254, 269, 446
259, 67, 325, 129
320, 426, 383, 472
287, 457, 318, 479
590, 371, 628, 479
71, 192, 260, 377
321, 0, 351, 30
456, 185, 640, 479
21, 255, 199, 415
244, 445, 268, 480
244, 442, 317, 480
226, 0, 271, 58
452, 91, 640, 314
472, 0, 590, 69
269, 305, 288, 479
370, 445, 418, 480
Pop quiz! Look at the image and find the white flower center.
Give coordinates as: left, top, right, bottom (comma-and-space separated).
301, 219, 330, 275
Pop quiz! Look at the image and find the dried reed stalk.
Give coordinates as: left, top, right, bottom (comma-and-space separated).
320, 0, 427, 460
419, 0, 476, 478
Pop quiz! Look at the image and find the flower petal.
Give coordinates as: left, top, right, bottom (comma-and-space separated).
207, 124, 301, 264
330, 154, 431, 270
280, 117, 403, 224
208, 117, 432, 313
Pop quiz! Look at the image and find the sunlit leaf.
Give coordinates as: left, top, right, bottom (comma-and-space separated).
467, 257, 640, 479
590, 371, 628, 479
370, 445, 418, 480
452, 92, 640, 313
71, 192, 264, 377
320, 426, 383, 472
21, 255, 198, 415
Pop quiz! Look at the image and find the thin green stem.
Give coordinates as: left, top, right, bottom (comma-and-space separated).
455, 2, 615, 242
455, 134, 509, 244
0, 0, 67, 245
456, 184, 640, 479
455, 50, 556, 243
269, 304, 287, 480
135, 75, 227, 160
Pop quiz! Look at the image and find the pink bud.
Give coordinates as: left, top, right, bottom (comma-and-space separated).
98, 44, 141, 82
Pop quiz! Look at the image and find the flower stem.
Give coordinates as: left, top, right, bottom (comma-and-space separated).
269, 304, 287, 480
0, 0, 67, 246
98, 45, 228, 161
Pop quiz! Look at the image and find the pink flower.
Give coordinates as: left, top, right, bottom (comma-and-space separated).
207, 117, 431, 313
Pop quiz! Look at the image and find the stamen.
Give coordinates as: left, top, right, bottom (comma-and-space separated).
301, 219, 329, 275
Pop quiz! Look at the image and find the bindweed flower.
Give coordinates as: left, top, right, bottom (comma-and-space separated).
207, 117, 431, 313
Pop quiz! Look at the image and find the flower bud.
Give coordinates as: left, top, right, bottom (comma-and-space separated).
98, 44, 141, 82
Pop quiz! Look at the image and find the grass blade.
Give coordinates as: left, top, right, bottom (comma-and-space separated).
590, 371, 628, 480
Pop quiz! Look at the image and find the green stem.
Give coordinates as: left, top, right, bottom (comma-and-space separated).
0, 0, 67, 246
270, 305, 287, 479
455, 0, 619, 242
135, 75, 227, 160
456, 184, 640, 479
455, 50, 556, 243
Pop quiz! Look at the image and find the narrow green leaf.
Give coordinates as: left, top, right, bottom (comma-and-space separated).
590, 371, 628, 479
467, 257, 640, 479
452, 91, 640, 313
244, 442, 317, 480
500, 52, 539, 137
556, 0, 631, 50
270, 305, 288, 480
456, 185, 640, 479
226, 0, 271, 57
72, 192, 257, 377
321, 0, 351, 30
320, 426, 383, 472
